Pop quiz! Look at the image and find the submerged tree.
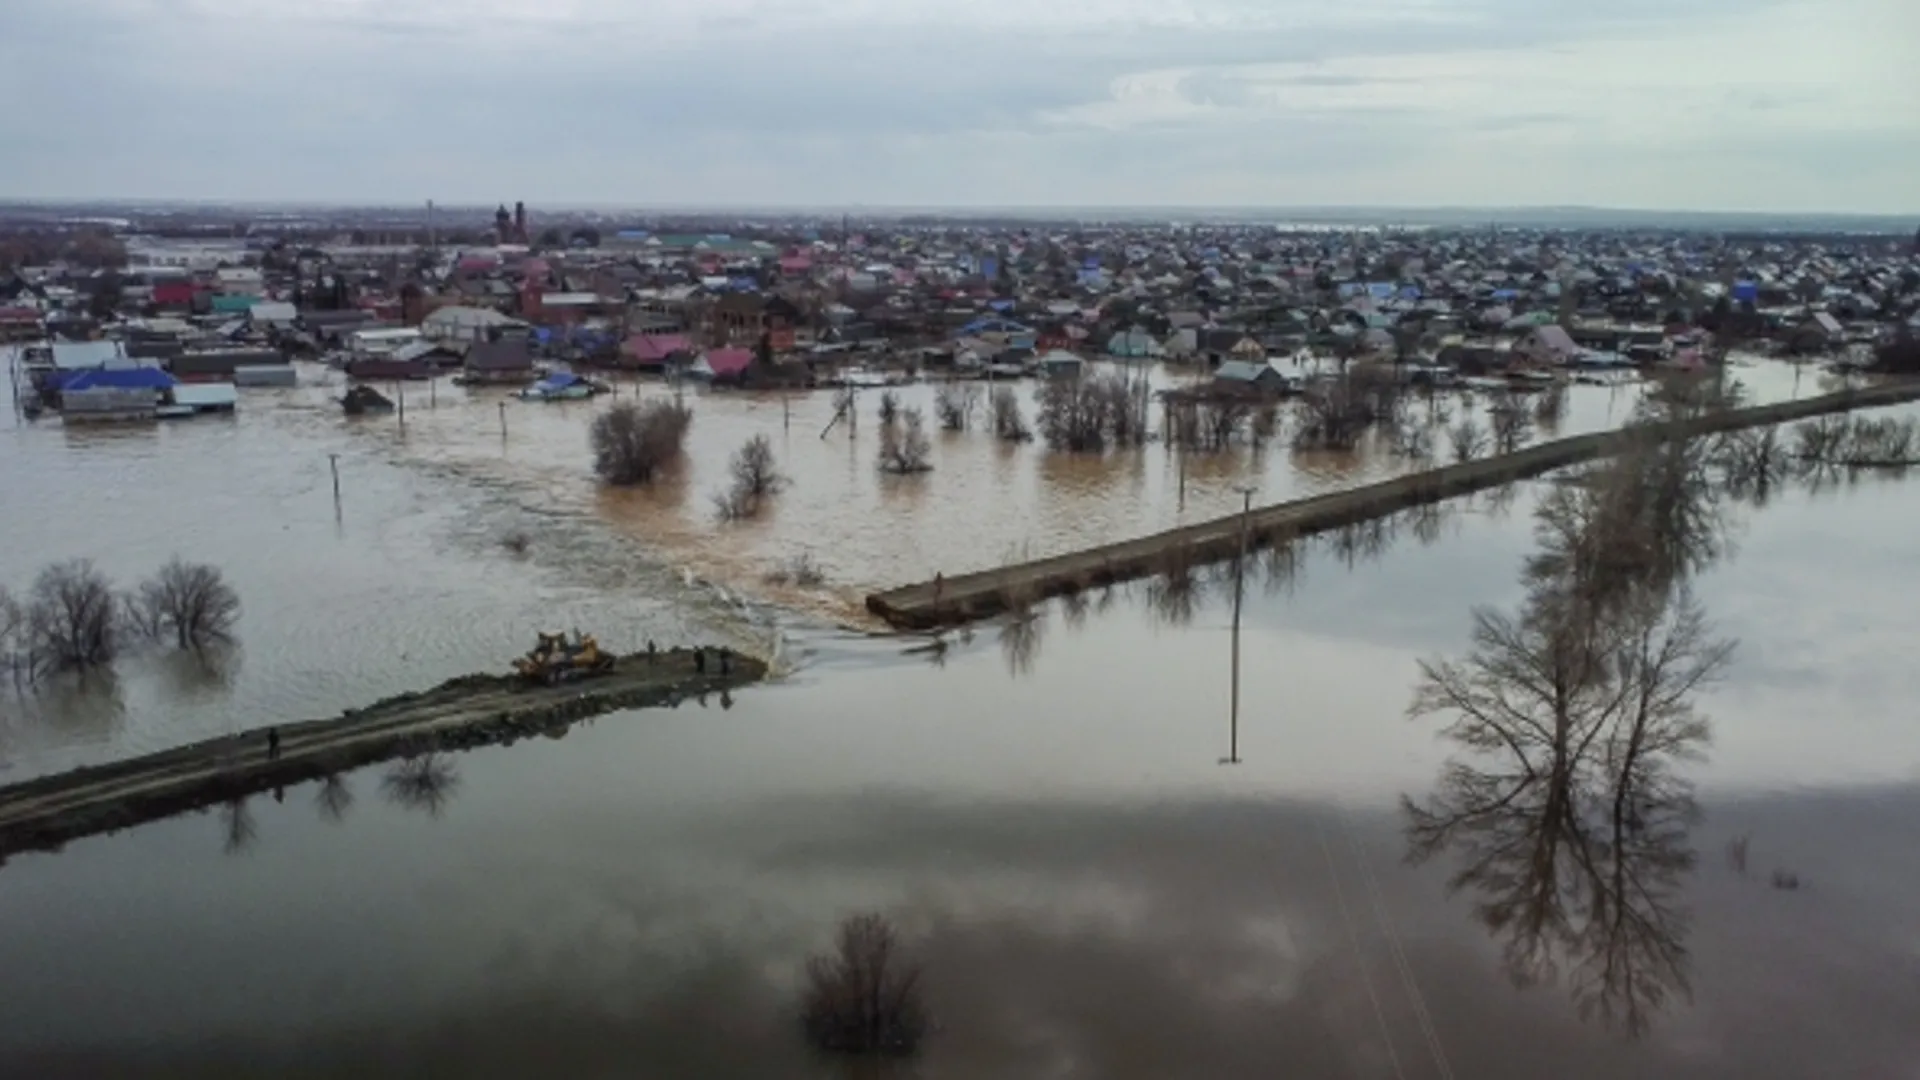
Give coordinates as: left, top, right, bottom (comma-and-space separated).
27, 559, 120, 673
878, 407, 933, 475
934, 383, 981, 432
1448, 415, 1488, 463
590, 399, 693, 486
134, 558, 241, 650
990, 385, 1032, 442
715, 433, 788, 520
1291, 378, 1374, 451
1487, 393, 1535, 454
1035, 374, 1147, 452
0, 586, 23, 684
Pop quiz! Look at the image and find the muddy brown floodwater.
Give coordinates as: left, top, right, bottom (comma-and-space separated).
0, 356, 1913, 1078
345, 353, 1821, 624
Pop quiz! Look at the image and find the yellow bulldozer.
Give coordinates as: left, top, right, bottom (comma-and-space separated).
513, 630, 616, 685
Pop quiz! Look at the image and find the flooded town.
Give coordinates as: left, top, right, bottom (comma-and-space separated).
2, 192, 1917, 1077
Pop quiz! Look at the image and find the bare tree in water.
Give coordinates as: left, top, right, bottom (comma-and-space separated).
590, 400, 693, 486
1035, 374, 1146, 451
0, 586, 23, 685
990, 385, 1032, 442
934, 383, 981, 432
27, 559, 120, 674
1448, 415, 1488, 463
878, 407, 933, 474
715, 434, 788, 520
1487, 393, 1534, 454
133, 558, 241, 650
800, 913, 928, 1058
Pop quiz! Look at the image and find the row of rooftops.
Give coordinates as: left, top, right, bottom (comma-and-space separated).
5, 217, 1916, 372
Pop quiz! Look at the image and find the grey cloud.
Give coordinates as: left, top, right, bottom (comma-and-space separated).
0, 0, 1893, 208
1472, 112, 1581, 132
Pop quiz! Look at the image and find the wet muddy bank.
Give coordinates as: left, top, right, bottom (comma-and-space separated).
0, 647, 765, 860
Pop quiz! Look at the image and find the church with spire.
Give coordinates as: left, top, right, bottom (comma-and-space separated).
494, 201, 530, 245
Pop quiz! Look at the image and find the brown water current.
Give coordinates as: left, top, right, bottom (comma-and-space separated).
0, 355, 1914, 1077
308, 353, 1824, 621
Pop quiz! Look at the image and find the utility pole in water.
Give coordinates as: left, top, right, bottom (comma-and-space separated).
1222, 486, 1255, 765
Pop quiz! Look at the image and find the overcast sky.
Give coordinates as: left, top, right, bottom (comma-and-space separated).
3, 0, 1915, 213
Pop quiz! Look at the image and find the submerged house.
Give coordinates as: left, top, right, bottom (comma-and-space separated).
423, 305, 528, 344
1106, 328, 1164, 359
1036, 350, 1086, 379
1199, 330, 1265, 368
689, 347, 753, 384
60, 366, 175, 422
463, 339, 536, 384
165, 383, 239, 416
170, 348, 285, 383
1212, 359, 1296, 395
520, 371, 601, 401
1519, 324, 1581, 366
621, 333, 693, 370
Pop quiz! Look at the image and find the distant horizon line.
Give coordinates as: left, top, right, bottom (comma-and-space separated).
0, 197, 1913, 225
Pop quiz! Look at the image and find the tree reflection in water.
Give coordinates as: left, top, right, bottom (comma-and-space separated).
314, 773, 354, 823
218, 796, 257, 856
382, 752, 461, 818
998, 604, 1046, 677
1406, 435, 1735, 1035
1142, 546, 1202, 628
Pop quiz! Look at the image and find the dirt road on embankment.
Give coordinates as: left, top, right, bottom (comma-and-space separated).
868, 380, 1920, 629
0, 647, 765, 860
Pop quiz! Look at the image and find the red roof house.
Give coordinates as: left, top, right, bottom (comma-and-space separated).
151, 281, 196, 309
692, 347, 753, 383
621, 333, 693, 369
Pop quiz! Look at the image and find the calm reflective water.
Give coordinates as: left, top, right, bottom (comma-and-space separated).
0, 355, 1914, 1077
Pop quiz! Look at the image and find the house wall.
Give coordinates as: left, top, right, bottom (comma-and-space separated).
63, 389, 157, 420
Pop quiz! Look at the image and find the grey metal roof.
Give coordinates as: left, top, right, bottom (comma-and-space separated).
465, 340, 533, 371
172, 383, 238, 407
1214, 360, 1273, 382
50, 340, 126, 369
424, 305, 523, 329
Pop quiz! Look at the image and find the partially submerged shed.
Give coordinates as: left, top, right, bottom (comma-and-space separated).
60, 366, 175, 422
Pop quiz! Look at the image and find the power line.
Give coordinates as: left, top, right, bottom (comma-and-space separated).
1315, 812, 1409, 1080
1340, 807, 1456, 1080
